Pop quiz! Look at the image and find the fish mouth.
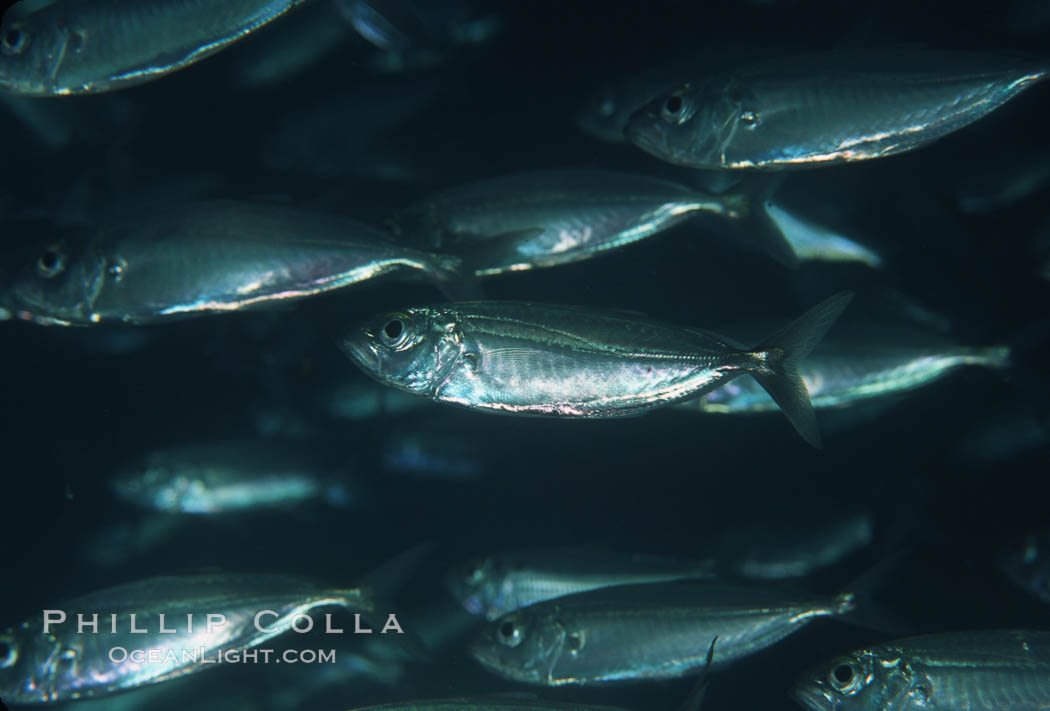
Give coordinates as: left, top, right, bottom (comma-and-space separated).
623, 109, 669, 157
341, 333, 381, 373
790, 682, 836, 711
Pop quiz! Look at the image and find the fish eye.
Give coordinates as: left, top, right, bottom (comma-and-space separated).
0, 634, 18, 669
496, 618, 524, 647
377, 313, 413, 350
829, 661, 860, 691
660, 87, 693, 125
37, 248, 66, 278
597, 93, 615, 117
2, 24, 27, 55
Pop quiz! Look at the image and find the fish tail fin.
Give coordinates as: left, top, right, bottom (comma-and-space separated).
749, 291, 855, 447
719, 175, 798, 268
429, 253, 483, 300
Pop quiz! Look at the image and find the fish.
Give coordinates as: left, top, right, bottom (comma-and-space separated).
1000, 533, 1050, 605
0, 572, 375, 703
470, 580, 855, 685
110, 440, 356, 514
0, 201, 470, 326
447, 548, 716, 620
389, 170, 800, 270
792, 630, 1050, 711
339, 293, 854, 447
687, 343, 1011, 414
624, 51, 1050, 170
0, 0, 310, 95
712, 508, 874, 580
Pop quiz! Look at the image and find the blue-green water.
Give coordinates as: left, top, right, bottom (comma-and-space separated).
1, 1, 1049, 710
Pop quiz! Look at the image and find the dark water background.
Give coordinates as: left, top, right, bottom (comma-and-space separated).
2, 1, 1050, 709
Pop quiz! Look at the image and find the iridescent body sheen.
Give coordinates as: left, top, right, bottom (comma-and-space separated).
690, 344, 1010, 413
391, 171, 752, 276
793, 630, 1050, 711
446, 549, 716, 620
0, 201, 464, 325
625, 51, 1050, 170
340, 294, 854, 447
111, 441, 344, 514
471, 581, 855, 685
0, 0, 308, 95
0, 574, 371, 703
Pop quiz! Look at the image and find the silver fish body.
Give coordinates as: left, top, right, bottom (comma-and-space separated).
0, 573, 371, 703
471, 581, 854, 685
447, 549, 716, 620
0, 201, 465, 325
793, 630, 1050, 711
689, 343, 1010, 414
340, 294, 853, 447
390, 170, 752, 276
715, 509, 874, 580
111, 440, 352, 514
0, 0, 308, 95
625, 51, 1050, 170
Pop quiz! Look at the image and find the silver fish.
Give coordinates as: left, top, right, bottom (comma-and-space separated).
389, 170, 799, 271
625, 51, 1050, 170
792, 630, 1050, 711
111, 440, 356, 514
0, 573, 374, 703
447, 548, 716, 620
0, 201, 468, 326
0, 0, 309, 95
687, 343, 1011, 414
714, 508, 874, 580
340, 293, 854, 447
471, 581, 854, 685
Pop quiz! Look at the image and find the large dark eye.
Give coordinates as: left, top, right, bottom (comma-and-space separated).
2, 24, 27, 55
829, 661, 859, 690
37, 248, 66, 278
0, 634, 18, 669
597, 93, 615, 118
384, 319, 403, 340
660, 87, 693, 124
377, 313, 412, 349
496, 618, 523, 647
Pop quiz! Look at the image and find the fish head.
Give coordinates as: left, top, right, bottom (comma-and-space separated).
470, 610, 564, 684
341, 307, 463, 396
0, 626, 69, 703
0, 232, 107, 326
792, 650, 907, 711
445, 556, 509, 618
625, 76, 757, 169
0, 3, 80, 96
111, 459, 197, 513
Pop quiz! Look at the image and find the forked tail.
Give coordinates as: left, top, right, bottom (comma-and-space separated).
750, 291, 855, 447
